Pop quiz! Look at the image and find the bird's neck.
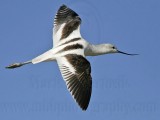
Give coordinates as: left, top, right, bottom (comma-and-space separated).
85, 44, 109, 56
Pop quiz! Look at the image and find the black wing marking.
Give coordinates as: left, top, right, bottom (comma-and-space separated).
54, 5, 81, 40
54, 4, 81, 27
57, 54, 92, 110
53, 5, 82, 47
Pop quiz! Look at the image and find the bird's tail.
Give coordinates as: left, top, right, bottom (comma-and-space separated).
32, 49, 55, 64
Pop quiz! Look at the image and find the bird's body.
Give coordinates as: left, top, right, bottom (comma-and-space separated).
6, 5, 137, 110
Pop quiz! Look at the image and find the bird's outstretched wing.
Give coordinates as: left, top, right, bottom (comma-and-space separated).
56, 54, 92, 110
53, 4, 82, 47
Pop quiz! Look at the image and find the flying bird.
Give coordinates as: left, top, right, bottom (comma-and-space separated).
6, 4, 137, 110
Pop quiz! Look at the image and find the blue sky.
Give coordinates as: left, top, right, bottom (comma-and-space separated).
0, 0, 160, 120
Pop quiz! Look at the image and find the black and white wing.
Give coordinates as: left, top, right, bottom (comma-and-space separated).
56, 54, 92, 110
53, 4, 82, 47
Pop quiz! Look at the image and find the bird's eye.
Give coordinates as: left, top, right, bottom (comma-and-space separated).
112, 46, 115, 49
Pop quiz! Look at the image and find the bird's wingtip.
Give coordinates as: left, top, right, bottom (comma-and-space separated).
78, 101, 90, 111
81, 107, 88, 111
61, 4, 68, 8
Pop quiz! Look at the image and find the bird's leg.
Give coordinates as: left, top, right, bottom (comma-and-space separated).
5, 60, 32, 69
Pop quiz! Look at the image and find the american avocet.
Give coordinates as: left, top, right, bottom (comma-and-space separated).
6, 4, 137, 110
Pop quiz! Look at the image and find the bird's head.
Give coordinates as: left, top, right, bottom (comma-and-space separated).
104, 44, 138, 55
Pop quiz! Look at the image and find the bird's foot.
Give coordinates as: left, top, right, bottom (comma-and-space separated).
5, 63, 23, 69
